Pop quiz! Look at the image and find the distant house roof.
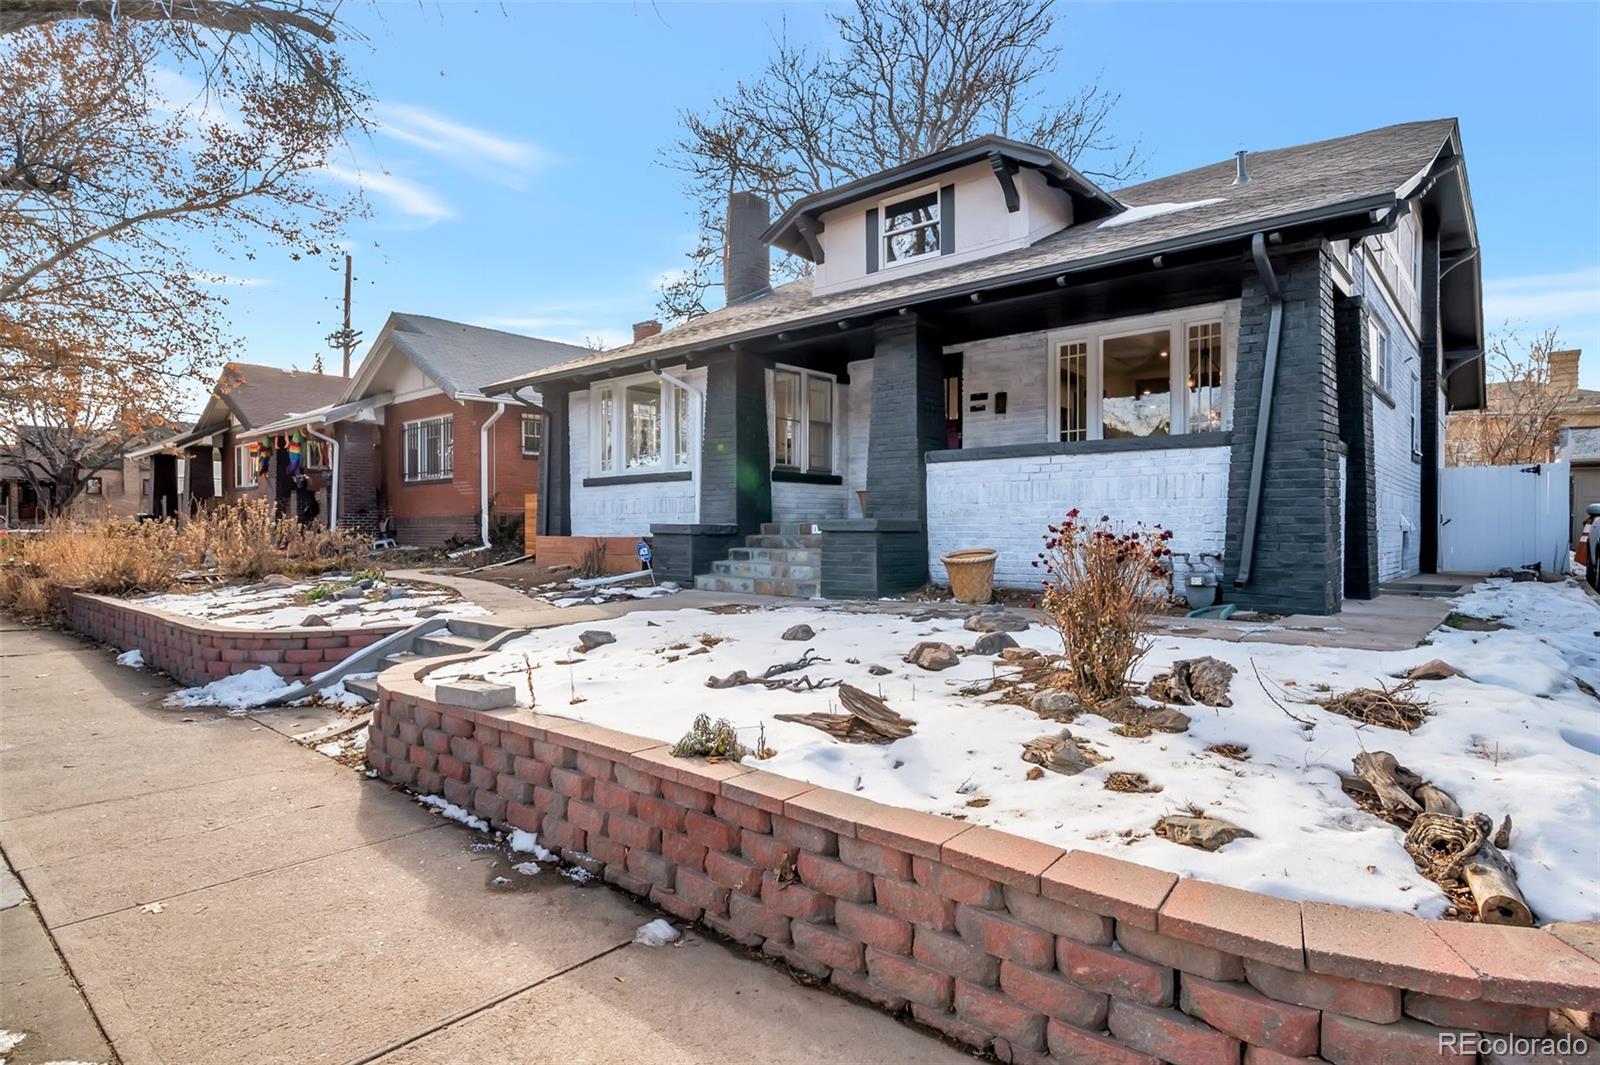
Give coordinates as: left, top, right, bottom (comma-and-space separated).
214, 363, 349, 430
493, 118, 1472, 392
358, 313, 590, 402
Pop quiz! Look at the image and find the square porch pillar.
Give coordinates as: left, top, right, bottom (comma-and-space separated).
821, 314, 945, 598
652, 351, 770, 585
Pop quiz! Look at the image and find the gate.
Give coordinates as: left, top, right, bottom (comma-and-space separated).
1439, 462, 1571, 573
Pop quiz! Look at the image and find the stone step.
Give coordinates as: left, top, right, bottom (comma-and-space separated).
744, 534, 824, 549
711, 560, 819, 581
443, 617, 510, 642
760, 521, 821, 536
728, 547, 821, 564
343, 674, 380, 701
694, 574, 820, 598
413, 632, 479, 658
383, 650, 419, 669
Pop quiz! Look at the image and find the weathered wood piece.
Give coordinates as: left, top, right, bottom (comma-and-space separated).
773, 683, 915, 743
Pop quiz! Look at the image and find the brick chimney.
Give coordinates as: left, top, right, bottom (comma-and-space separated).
1550, 349, 1580, 395
632, 320, 662, 343
724, 191, 771, 305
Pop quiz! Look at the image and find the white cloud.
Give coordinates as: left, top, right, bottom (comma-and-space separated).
1483, 267, 1600, 324
375, 104, 552, 190
323, 163, 455, 225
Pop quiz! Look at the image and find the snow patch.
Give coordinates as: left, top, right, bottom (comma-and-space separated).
166, 665, 291, 711
512, 861, 541, 876
416, 793, 489, 832
0, 1030, 24, 1056
115, 648, 145, 668
633, 918, 680, 946
507, 829, 556, 861
1099, 197, 1225, 229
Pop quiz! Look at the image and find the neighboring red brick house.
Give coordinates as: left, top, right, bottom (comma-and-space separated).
259, 313, 587, 547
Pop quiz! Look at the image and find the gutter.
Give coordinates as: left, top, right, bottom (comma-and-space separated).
1234, 232, 1284, 589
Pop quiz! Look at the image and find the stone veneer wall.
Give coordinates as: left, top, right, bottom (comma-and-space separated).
60, 591, 397, 686
368, 662, 1600, 1065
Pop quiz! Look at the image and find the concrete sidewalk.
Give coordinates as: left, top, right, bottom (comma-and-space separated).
0, 622, 968, 1065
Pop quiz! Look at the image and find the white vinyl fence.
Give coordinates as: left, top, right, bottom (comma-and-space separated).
1440, 462, 1571, 574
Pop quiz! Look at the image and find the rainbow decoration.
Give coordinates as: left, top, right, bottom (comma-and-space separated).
287, 432, 303, 475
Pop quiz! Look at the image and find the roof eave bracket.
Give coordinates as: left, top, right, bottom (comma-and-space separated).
988, 152, 1021, 213
795, 215, 826, 264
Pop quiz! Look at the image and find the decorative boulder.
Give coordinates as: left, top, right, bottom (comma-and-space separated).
964, 612, 1030, 634
1029, 690, 1081, 720
781, 624, 816, 642
971, 631, 1019, 656
1406, 659, 1464, 682
577, 630, 616, 652
905, 641, 959, 671
300, 614, 330, 628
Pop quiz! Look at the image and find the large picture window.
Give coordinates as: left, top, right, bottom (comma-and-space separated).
593, 375, 694, 475
771, 366, 835, 474
1050, 304, 1235, 443
403, 416, 453, 482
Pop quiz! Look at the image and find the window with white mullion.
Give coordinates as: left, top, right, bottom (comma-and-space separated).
592, 374, 694, 476
1057, 341, 1089, 442
881, 188, 941, 266
403, 415, 453, 482
770, 366, 835, 474
1185, 320, 1225, 433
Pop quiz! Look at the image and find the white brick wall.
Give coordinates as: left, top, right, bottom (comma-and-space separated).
772, 480, 848, 521
845, 359, 872, 517
1356, 256, 1423, 582
925, 445, 1231, 589
568, 391, 698, 536
956, 331, 1049, 448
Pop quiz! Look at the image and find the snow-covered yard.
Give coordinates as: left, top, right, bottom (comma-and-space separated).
428, 578, 1600, 922
135, 574, 488, 630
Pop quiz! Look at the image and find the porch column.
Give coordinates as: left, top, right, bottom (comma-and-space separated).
536, 383, 572, 538
1334, 292, 1380, 599
1418, 228, 1443, 573
186, 445, 215, 514
821, 314, 944, 597
1222, 245, 1343, 615
652, 351, 767, 584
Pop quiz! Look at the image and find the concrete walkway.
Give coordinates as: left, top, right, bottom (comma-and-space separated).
0, 622, 968, 1065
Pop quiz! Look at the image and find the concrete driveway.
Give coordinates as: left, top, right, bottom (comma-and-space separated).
0, 622, 969, 1065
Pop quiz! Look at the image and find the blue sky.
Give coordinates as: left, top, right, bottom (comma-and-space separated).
209, 1, 1600, 390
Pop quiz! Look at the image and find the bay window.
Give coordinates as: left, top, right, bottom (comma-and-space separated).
1050, 304, 1235, 442
592, 374, 694, 475
403, 416, 453, 482
770, 367, 836, 475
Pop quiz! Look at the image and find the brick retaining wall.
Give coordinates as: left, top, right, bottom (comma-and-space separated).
369, 663, 1600, 1064
60, 590, 399, 686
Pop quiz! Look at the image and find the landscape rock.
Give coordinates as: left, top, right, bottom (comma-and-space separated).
336, 587, 365, 600
1140, 707, 1193, 733
867, 664, 891, 676
1510, 569, 1537, 583
971, 631, 1019, 656
781, 624, 816, 642
1029, 690, 1081, 720
300, 613, 330, 627
577, 630, 616, 652
260, 573, 295, 588
1000, 646, 1041, 663
964, 612, 1030, 634
1157, 815, 1254, 851
1092, 696, 1190, 734
1407, 659, 1464, 682
1146, 656, 1236, 707
904, 641, 959, 671
417, 606, 446, 618
1021, 730, 1100, 775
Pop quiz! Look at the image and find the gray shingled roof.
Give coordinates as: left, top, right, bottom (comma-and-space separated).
216, 363, 349, 430
495, 118, 1458, 389
383, 313, 590, 399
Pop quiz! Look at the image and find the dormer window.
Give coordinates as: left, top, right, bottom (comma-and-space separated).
881, 188, 942, 265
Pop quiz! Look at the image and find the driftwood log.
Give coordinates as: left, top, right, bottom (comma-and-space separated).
773, 684, 914, 743
1404, 812, 1533, 926
1351, 752, 1423, 824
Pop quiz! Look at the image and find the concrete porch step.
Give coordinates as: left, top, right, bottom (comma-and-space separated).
760, 521, 821, 536
711, 560, 819, 580
412, 632, 479, 657
694, 574, 820, 598
745, 534, 824, 549
728, 547, 821, 564
343, 675, 380, 701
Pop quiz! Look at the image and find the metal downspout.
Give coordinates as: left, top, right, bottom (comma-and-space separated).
307, 426, 339, 529
1235, 232, 1283, 588
479, 402, 506, 549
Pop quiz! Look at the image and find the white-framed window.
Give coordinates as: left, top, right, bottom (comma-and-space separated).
1410, 370, 1422, 454
1369, 316, 1392, 394
1048, 303, 1237, 443
770, 366, 836, 474
520, 413, 541, 456
880, 186, 942, 267
403, 415, 453, 482
84, 477, 102, 495
591, 374, 694, 475
234, 443, 258, 488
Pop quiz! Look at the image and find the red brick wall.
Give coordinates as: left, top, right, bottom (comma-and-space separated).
381, 395, 539, 547
370, 668, 1600, 1065
336, 421, 383, 534
61, 591, 398, 685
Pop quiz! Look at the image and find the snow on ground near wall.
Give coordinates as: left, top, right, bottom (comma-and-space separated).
430, 580, 1600, 921
115, 648, 144, 668
136, 577, 489, 630
166, 665, 292, 711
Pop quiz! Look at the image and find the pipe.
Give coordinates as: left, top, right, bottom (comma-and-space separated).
1235, 232, 1284, 588
307, 425, 339, 529
478, 402, 506, 550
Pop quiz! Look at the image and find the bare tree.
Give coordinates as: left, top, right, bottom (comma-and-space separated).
1446, 327, 1573, 466
659, 0, 1139, 321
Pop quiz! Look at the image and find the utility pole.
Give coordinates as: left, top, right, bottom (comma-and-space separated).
325, 253, 362, 377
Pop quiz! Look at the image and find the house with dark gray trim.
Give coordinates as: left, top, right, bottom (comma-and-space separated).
491, 119, 1485, 616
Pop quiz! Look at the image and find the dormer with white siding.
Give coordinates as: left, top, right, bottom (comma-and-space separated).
764, 136, 1125, 296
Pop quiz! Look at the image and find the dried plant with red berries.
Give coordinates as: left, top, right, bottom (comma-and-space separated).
1033, 509, 1174, 704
